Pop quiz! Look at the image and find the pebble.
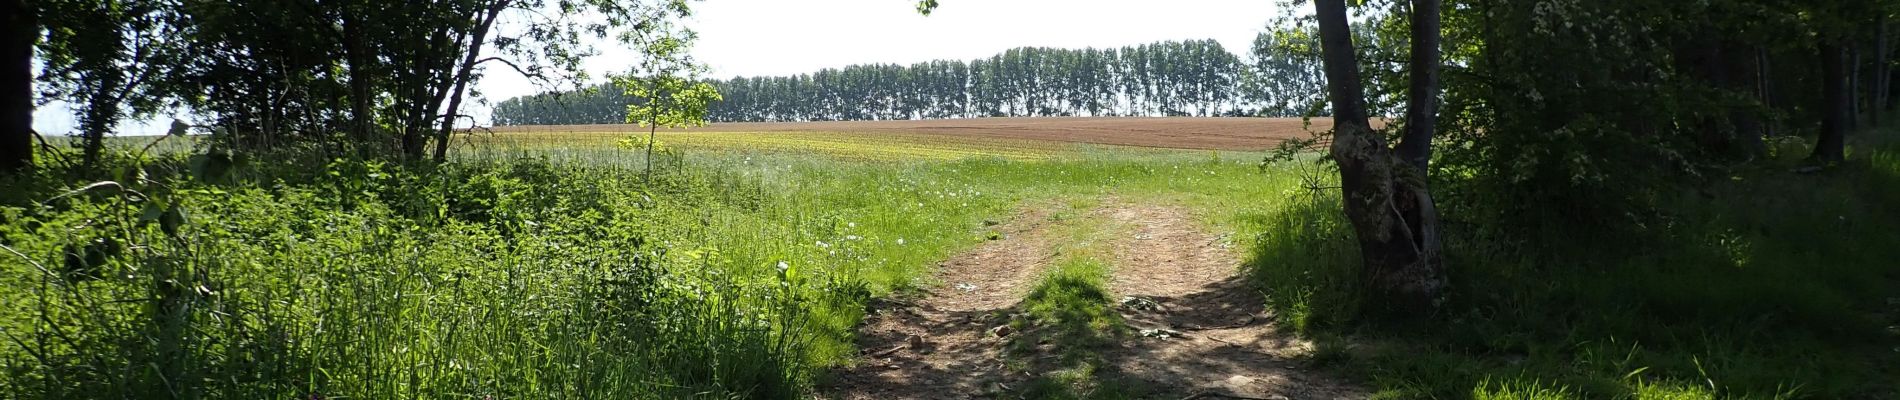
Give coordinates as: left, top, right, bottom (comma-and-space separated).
988, 325, 1013, 338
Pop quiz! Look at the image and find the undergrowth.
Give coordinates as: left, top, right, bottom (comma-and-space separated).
1245, 133, 1900, 399
0, 139, 1294, 399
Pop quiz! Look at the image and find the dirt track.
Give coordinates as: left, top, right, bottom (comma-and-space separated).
490, 117, 1339, 151
823, 200, 1366, 399
1102, 201, 1367, 399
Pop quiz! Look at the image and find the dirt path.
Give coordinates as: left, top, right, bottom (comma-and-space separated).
823, 208, 1060, 399
824, 200, 1366, 399
1102, 201, 1368, 399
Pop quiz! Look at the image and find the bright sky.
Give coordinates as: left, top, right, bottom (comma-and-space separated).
477, 0, 1289, 117
35, 0, 1291, 135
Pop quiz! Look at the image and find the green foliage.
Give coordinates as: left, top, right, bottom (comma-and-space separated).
1244, 24, 1328, 117
27, 0, 704, 162
1244, 138, 1900, 398
623, 77, 722, 129
0, 156, 836, 398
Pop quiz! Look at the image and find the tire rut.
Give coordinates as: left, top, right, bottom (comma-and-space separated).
823, 207, 1061, 399
824, 200, 1368, 399
1101, 200, 1369, 399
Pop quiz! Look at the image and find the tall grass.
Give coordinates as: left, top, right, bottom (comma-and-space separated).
1, 137, 1306, 399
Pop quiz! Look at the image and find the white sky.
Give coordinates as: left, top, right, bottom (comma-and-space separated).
477, 0, 1288, 117
36, 0, 1290, 135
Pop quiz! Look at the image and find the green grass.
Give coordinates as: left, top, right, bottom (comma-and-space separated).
0, 134, 1294, 399
4, 128, 1894, 399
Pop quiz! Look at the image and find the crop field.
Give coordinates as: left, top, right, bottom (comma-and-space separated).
464, 130, 1089, 162
482, 116, 1338, 152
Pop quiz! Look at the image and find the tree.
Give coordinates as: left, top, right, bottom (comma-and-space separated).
14, 0, 701, 165
2, 0, 33, 173
1313, 0, 1445, 311
1246, 27, 1326, 117
614, 32, 720, 184
1811, 42, 1850, 163
1396, 0, 1441, 171
1807, 0, 1880, 164
39, 0, 189, 169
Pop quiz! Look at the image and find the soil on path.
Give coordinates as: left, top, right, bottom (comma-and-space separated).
1102, 201, 1368, 399
822, 207, 1060, 399
823, 201, 1367, 399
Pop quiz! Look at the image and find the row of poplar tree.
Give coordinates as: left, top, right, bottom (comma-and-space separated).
490, 35, 1333, 125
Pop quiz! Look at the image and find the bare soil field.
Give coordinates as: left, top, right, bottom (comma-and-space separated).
489, 117, 1337, 151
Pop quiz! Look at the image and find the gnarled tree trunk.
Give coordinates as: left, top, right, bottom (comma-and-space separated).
1315, 0, 1447, 313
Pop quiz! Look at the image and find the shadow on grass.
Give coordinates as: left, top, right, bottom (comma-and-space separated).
1006, 258, 1143, 400
1239, 151, 1900, 399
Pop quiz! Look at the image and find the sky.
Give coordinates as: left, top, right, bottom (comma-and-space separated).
35, 0, 1292, 135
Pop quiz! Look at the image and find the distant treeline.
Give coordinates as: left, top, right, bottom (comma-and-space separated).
491, 35, 1331, 125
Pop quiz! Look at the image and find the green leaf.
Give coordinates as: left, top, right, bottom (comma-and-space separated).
189, 152, 233, 181
140, 200, 166, 224
160, 205, 186, 236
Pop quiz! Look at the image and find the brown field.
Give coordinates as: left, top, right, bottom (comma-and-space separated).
487, 117, 1338, 151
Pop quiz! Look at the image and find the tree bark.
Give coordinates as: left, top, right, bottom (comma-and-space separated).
1315, 0, 1446, 313
433, 1, 507, 162
1396, 0, 1441, 171
1758, 46, 1776, 138
1849, 47, 1862, 130
1811, 43, 1849, 164
1877, 13, 1891, 123
1, 0, 34, 173
343, 10, 375, 157
79, 74, 125, 170
1727, 42, 1764, 158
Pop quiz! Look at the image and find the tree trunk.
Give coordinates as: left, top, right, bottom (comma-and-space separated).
79, 74, 126, 170
1396, 0, 1441, 171
1877, 14, 1891, 123
1315, 0, 1446, 313
1, 0, 34, 173
645, 111, 657, 185
1849, 47, 1862, 130
1728, 42, 1764, 159
1759, 46, 1776, 138
343, 12, 375, 157
1811, 43, 1849, 164
433, 1, 507, 162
